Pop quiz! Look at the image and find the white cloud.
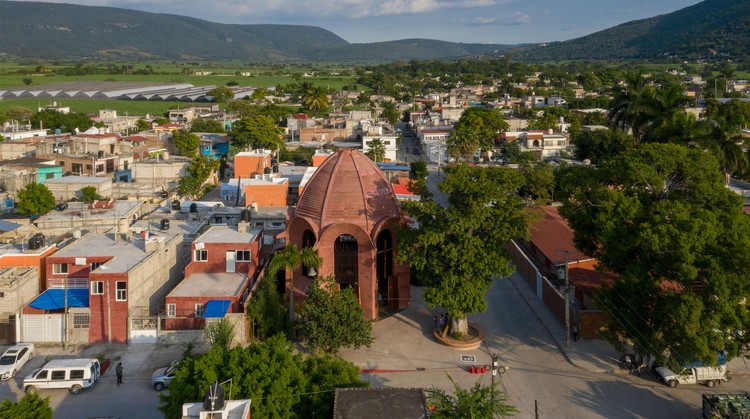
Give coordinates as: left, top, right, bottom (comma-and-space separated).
511, 11, 531, 24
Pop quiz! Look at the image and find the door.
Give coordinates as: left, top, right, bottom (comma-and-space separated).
226, 251, 236, 273
23, 314, 63, 343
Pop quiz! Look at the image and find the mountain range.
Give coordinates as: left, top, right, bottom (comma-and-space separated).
0, 0, 748, 62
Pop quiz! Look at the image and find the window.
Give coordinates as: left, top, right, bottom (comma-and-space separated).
195, 303, 204, 317
167, 304, 176, 318
73, 313, 90, 329
70, 370, 84, 379
0, 292, 4, 298
236, 250, 251, 262
51, 370, 66, 380
194, 249, 208, 262
53, 264, 68, 274
90, 262, 102, 271
91, 281, 104, 295
116, 281, 127, 301
35, 370, 48, 379
46, 173, 54, 180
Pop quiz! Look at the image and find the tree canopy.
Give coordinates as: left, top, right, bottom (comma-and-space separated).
190, 118, 225, 133
17, 182, 56, 216
558, 143, 750, 366
447, 107, 508, 159
365, 138, 386, 162
0, 392, 53, 419
177, 156, 219, 198
159, 335, 368, 419
172, 129, 200, 157
397, 163, 533, 335
572, 130, 635, 164
79, 186, 104, 203
426, 375, 518, 418
229, 115, 283, 151
31, 109, 95, 134
299, 276, 374, 354
207, 86, 234, 103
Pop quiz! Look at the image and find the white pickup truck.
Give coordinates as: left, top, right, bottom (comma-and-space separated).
655, 364, 728, 388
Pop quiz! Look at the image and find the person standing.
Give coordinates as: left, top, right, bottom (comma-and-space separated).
572, 325, 579, 342
115, 362, 123, 386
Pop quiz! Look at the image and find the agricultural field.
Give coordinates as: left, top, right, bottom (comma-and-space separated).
0, 98, 198, 117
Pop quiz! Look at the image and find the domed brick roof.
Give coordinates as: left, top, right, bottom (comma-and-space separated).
294, 149, 401, 233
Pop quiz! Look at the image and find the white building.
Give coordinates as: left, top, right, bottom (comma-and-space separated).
362, 135, 398, 162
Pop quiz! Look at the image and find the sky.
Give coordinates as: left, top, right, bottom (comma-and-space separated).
16, 0, 704, 44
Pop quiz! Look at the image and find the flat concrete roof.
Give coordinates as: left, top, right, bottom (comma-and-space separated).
168, 272, 248, 298
52, 233, 153, 273
38, 200, 140, 222
195, 225, 260, 244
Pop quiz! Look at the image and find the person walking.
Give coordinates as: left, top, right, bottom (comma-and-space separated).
572, 325, 579, 342
115, 362, 123, 386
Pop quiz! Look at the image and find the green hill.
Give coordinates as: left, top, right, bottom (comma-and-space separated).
0, 1, 510, 62
511, 0, 750, 61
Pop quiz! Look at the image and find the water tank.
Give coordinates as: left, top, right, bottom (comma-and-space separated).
98, 150, 105, 158
160, 219, 170, 230
55, 202, 68, 211
250, 201, 258, 213
118, 219, 130, 234
28, 236, 41, 250
189, 203, 198, 213
162, 152, 170, 160
203, 384, 225, 412
171, 200, 181, 211
33, 233, 45, 247
240, 209, 252, 223
54, 128, 61, 135
263, 167, 271, 174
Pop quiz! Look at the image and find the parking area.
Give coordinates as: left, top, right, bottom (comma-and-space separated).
0, 343, 190, 418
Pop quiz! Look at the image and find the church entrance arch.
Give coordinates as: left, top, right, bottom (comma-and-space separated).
376, 230, 394, 309
334, 234, 359, 298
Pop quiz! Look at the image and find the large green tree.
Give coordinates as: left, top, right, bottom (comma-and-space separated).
558, 143, 750, 366
17, 182, 55, 216
207, 86, 234, 103
229, 115, 283, 151
159, 335, 367, 419
397, 163, 533, 336
246, 276, 288, 341
177, 156, 219, 198
172, 129, 200, 157
447, 107, 508, 159
572, 130, 635, 164
299, 276, 374, 354
190, 118, 225, 133
31, 109, 95, 133
0, 392, 53, 419
380, 100, 400, 126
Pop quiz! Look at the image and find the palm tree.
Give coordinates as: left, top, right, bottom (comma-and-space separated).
608, 70, 650, 145
266, 244, 322, 331
700, 120, 749, 185
365, 138, 386, 162
639, 84, 693, 144
303, 86, 330, 116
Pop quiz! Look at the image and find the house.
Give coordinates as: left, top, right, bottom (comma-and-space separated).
164, 223, 263, 330
43, 176, 113, 202
198, 133, 230, 160
521, 130, 569, 160
36, 133, 125, 177
0, 157, 63, 195
21, 219, 186, 345
33, 200, 145, 245
234, 149, 273, 179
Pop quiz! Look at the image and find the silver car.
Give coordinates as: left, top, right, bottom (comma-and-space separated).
0, 343, 34, 380
150, 360, 181, 391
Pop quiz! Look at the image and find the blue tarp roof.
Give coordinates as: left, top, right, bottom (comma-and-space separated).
203, 300, 231, 318
29, 288, 89, 310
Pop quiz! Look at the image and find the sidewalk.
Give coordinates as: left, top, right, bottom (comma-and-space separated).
509, 271, 750, 376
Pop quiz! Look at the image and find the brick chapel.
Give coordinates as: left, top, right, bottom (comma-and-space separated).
284, 148, 410, 320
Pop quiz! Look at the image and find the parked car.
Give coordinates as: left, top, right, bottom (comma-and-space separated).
150, 360, 182, 391
0, 343, 34, 380
23, 358, 100, 395
655, 364, 728, 388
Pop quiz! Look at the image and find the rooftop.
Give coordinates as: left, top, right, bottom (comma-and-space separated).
51, 233, 164, 273
195, 225, 260, 244
528, 206, 589, 265
333, 388, 428, 419
168, 272, 248, 298
44, 176, 111, 185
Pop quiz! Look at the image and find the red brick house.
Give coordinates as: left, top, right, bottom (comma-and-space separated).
164, 223, 263, 330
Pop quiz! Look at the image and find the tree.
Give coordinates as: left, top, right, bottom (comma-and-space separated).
159, 335, 368, 419
4, 106, 33, 121
302, 86, 330, 115
397, 164, 533, 336
17, 182, 55, 216
265, 244, 322, 332
229, 115, 283, 151
0, 392, 53, 419
608, 70, 650, 145
207, 86, 234, 103
380, 100, 400, 126
22, 77, 33, 86
299, 276, 374, 354
177, 156, 219, 198
190, 118, 225, 133
79, 186, 103, 203
518, 162, 555, 204
135, 119, 150, 132
699, 120, 749, 184
246, 276, 288, 341
447, 107, 508, 159
558, 143, 750, 366
365, 138, 386, 162
426, 375, 518, 418
172, 129, 200, 157
203, 317, 236, 350
31, 109, 94, 133
572, 130, 635, 164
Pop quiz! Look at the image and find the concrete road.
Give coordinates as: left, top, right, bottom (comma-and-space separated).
0, 343, 186, 418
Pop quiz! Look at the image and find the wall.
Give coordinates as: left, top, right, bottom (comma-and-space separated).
0, 268, 38, 316
234, 153, 271, 179
157, 329, 203, 345
244, 182, 287, 207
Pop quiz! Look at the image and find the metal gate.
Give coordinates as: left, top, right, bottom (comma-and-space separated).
130, 316, 158, 344
0, 316, 16, 345
23, 314, 63, 343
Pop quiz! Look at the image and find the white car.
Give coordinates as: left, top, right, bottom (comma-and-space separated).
0, 343, 34, 380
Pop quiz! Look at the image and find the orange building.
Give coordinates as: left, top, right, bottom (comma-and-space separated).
312, 149, 334, 167
243, 175, 289, 207
234, 150, 272, 179
0, 241, 57, 292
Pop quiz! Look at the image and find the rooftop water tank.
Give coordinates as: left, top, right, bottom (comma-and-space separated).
203, 384, 225, 412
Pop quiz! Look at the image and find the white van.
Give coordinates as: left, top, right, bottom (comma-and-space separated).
23, 358, 100, 395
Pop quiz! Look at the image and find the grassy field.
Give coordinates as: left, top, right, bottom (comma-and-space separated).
0, 98, 201, 117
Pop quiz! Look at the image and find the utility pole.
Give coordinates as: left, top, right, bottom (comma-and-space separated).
563, 250, 570, 348
491, 353, 499, 404
63, 275, 68, 350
